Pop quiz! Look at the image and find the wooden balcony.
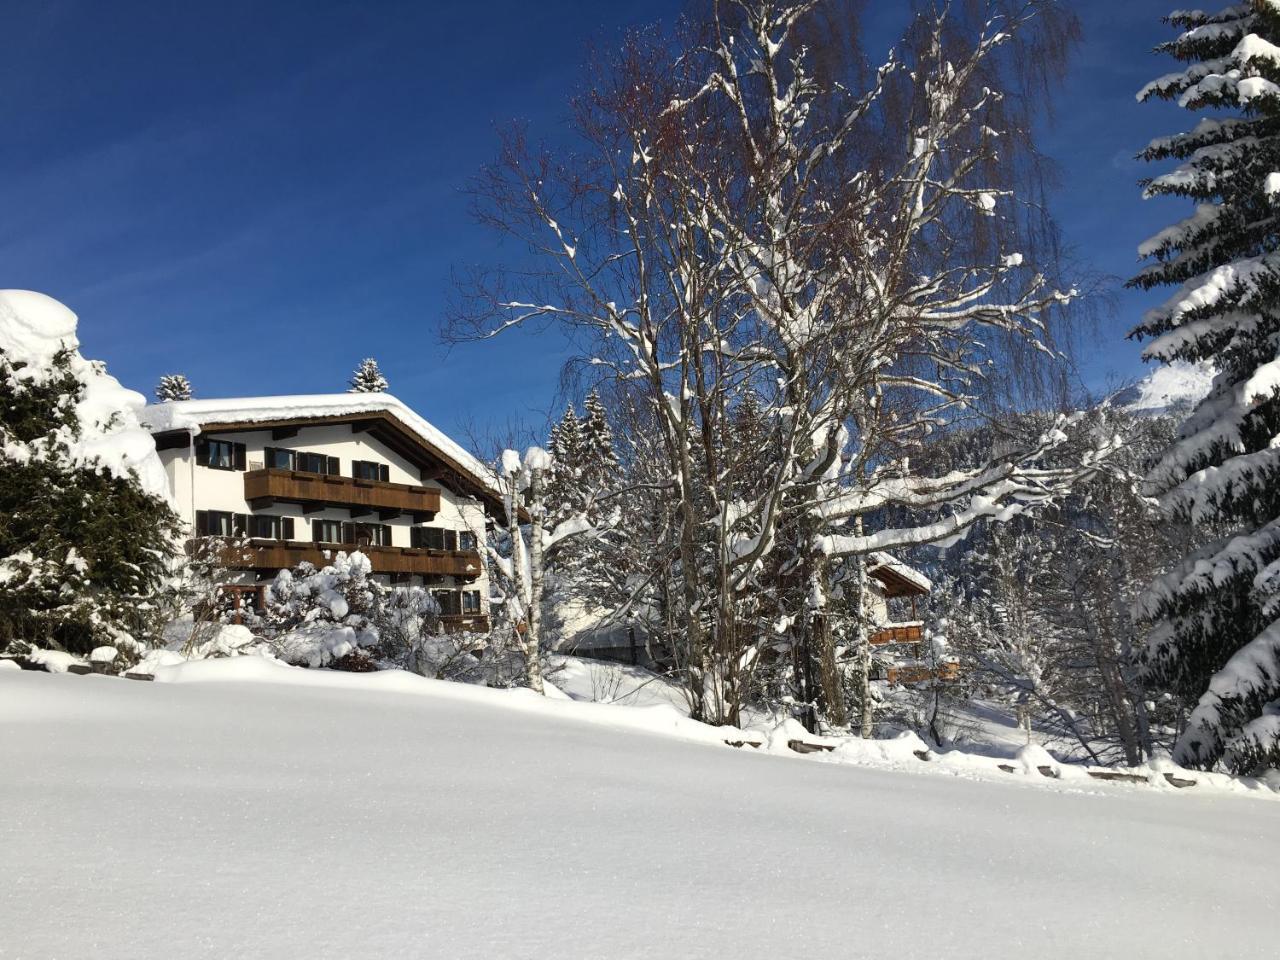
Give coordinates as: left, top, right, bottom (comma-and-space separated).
243, 468, 441, 520
869, 622, 924, 646
218, 539, 484, 580
440, 614, 491, 634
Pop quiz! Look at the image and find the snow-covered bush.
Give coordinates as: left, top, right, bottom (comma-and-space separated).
264, 552, 382, 668
0, 290, 180, 658
152, 534, 258, 656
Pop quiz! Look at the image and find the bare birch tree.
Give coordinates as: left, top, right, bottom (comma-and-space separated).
452, 0, 1102, 730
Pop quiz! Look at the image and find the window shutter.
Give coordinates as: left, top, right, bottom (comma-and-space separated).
264, 446, 277, 469
233, 513, 248, 537
342, 522, 353, 545
327, 456, 340, 476
379, 464, 389, 483
233, 443, 247, 471
283, 518, 295, 540
196, 510, 209, 537
444, 530, 457, 552
381, 524, 391, 546
195, 438, 210, 466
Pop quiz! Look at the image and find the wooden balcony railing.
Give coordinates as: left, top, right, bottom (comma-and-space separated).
869, 622, 924, 646
244, 468, 441, 520
440, 614, 491, 634
215, 539, 483, 580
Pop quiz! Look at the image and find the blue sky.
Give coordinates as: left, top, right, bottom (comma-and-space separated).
2, 0, 1187, 441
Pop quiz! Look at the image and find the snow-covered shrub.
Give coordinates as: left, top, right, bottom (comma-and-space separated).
373, 586, 439, 664
123, 619, 267, 676
373, 586, 518, 682
0, 290, 180, 658
152, 534, 258, 656
263, 552, 382, 668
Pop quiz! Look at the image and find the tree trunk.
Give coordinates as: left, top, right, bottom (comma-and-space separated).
525, 465, 546, 695
813, 554, 847, 729
853, 532, 874, 738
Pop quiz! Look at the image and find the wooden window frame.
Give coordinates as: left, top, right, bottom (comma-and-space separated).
432, 589, 462, 617
264, 447, 295, 471
294, 451, 340, 476
197, 439, 246, 472
352, 460, 390, 483
412, 527, 457, 551
312, 519, 345, 544
196, 509, 234, 537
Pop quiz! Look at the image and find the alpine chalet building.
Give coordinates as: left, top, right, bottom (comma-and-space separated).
142, 394, 503, 632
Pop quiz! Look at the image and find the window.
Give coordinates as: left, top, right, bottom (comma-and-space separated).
313, 519, 344, 543
461, 590, 482, 614
313, 520, 389, 546
245, 515, 295, 540
411, 527, 457, 551
196, 439, 245, 471
458, 531, 478, 552
195, 510, 234, 537
353, 460, 390, 482
265, 447, 295, 470
433, 590, 461, 616
295, 452, 339, 476
347, 522, 391, 548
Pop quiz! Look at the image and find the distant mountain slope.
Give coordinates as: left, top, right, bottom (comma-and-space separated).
1109, 360, 1215, 416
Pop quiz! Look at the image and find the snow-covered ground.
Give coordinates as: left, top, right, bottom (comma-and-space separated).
2, 665, 1278, 959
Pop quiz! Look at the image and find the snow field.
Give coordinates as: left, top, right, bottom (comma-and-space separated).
2, 664, 1279, 960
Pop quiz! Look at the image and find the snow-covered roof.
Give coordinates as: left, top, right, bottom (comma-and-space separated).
141, 393, 501, 499
867, 551, 932, 595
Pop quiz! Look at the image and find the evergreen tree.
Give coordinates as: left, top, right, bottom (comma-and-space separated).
1, 292, 181, 658
348, 358, 389, 393
545, 405, 585, 521
155, 373, 193, 402
542, 395, 625, 631
1130, 1, 1280, 773
580, 389, 621, 500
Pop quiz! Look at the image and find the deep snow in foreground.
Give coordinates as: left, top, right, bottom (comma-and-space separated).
2, 669, 1278, 959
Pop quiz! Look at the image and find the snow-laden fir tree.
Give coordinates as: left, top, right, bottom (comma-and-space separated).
348, 357, 389, 393
0, 290, 180, 659
542, 395, 624, 637
155, 373, 193, 402
1130, 1, 1280, 773
580, 389, 621, 497
545, 405, 586, 520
